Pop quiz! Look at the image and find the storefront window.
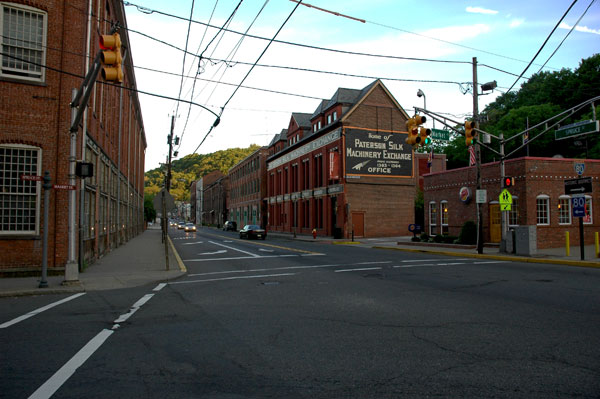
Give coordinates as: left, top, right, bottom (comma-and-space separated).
558, 195, 571, 225
429, 202, 438, 236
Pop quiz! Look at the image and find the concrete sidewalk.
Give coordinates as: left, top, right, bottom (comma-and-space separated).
0, 227, 186, 297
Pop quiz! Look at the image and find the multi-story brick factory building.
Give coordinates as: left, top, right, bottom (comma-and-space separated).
0, 1, 145, 276
266, 79, 419, 238
227, 147, 268, 229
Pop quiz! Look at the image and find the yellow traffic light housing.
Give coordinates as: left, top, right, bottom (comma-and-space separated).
465, 121, 476, 146
100, 33, 123, 83
419, 127, 431, 146
405, 116, 427, 147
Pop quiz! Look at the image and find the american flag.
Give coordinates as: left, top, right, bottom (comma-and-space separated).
469, 145, 476, 166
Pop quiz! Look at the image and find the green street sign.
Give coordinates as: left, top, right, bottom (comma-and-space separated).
555, 120, 599, 141
431, 128, 450, 141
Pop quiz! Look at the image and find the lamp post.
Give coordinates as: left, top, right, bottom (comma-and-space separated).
417, 89, 434, 128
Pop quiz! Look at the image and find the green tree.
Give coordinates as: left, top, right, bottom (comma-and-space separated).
144, 195, 156, 223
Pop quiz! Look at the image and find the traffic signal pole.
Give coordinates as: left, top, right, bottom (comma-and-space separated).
472, 57, 484, 254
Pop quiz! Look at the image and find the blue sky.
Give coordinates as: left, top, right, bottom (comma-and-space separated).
122, 0, 600, 171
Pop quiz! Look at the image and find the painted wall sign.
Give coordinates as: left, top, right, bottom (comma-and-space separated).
268, 129, 341, 171
345, 129, 413, 177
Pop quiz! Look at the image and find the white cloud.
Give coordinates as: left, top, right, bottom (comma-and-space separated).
466, 6, 498, 15
509, 18, 525, 28
559, 22, 600, 35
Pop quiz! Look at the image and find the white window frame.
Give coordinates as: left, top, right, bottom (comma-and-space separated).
0, 144, 42, 235
327, 114, 332, 124
440, 200, 448, 234
0, 2, 47, 82
428, 201, 438, 236
558, 195, 571, 225
536, 195, 550, 226
333, 111, 338, 121
584, 195, 593, 224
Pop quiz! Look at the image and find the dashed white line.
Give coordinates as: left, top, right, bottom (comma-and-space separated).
113, 294, 155, 324
170, 273, 296, 285
335, 267, 382, 273
0, 293, 86, 329
209, 240, 260, 257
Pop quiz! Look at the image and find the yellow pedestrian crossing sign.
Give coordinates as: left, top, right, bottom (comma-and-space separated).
499, 189, 512, 211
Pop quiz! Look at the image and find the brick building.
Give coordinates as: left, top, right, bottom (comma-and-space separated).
227, 147, 268, 229
197, 170, 226, 227
0, 0, 145, 275
423, 157, 599, 249
266, 79, 419, 238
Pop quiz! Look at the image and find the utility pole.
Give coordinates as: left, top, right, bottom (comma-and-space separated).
473, 57, 484, 254
166, 115, 174, 192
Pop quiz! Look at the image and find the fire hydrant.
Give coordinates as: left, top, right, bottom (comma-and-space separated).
312, 229, 317, 239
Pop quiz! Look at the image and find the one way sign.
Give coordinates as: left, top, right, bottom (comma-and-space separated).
564, 177, 592, 195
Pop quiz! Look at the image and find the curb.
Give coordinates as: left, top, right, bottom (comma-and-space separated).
373, 246, 600, 269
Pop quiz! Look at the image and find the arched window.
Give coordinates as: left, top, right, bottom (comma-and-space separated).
0, 144, 42, 234
440, 200, 448, 234
558, 195, 571, 225
536, 195, 550, 225
0, 3, 47, 82
429, 201, 438, 236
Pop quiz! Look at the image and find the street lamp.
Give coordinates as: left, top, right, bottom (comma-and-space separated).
417, 89, 434, 128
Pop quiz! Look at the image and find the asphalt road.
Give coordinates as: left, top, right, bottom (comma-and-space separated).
1, 227, 599, 398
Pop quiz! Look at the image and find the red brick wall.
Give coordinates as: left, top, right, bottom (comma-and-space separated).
0, 0, 146, 272
424, 157, 600, 248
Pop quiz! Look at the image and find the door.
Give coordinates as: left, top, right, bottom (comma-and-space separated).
489, 203, 501, 243
351, 212, 365, 238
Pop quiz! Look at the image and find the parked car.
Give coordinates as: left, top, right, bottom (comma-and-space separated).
223, 221, 237, 231
184, 223, 196, 232
177, 222, 186, 230
239, 224, 266, 240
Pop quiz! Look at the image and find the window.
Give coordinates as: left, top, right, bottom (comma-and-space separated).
1, 3, 47, 81
558, 195, 571, 225
333, 111, 337, 121
584, 195, 593, 224
0, 144, 41, 234
429, 202, 438, 236
536, 195, 550, 225
327, 114, 332, 124
440, 201, 448, 234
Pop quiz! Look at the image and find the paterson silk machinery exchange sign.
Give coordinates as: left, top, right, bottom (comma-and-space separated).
345, 129, 413, 177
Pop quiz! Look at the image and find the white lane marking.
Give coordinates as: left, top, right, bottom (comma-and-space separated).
0, 293, 86, 329
473, 261, 510, 264
187, 260, 393, 277
393, 262, 465, 268
28, 329, 114, 399
259, 248, 274, 252
355, 261, 392, 265
153, 283, 167, 292
113, 294, 154, 324
198, 250, 227, 255
335, 267, 382, 273
300, 253, 326, 256
209, 240, 260, 257
184, 255, 299, 262
182, 241, 204, 245
170, 273, 296, 285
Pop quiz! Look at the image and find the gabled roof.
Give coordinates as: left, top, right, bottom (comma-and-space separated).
342, 79, 410, 122
291, 112, 312, 130
310, 99, 329, 119
268, 129, 288, 146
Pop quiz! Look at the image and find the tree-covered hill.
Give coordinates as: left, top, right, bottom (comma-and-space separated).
144, 145, 260, 201
429, 54, 600, 169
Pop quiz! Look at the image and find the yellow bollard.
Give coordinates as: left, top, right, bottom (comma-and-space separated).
595, 232, 599, 258
565, 231, 570, 257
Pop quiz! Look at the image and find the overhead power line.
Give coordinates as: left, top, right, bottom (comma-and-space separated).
505, 0, 579, 93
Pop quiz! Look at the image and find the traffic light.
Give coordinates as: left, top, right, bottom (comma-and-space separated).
405, 115, 426, 147
502, 176, 514, 188
419, 126, 432, 146
100, 32, 123, 83
465, 121, 476, 146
